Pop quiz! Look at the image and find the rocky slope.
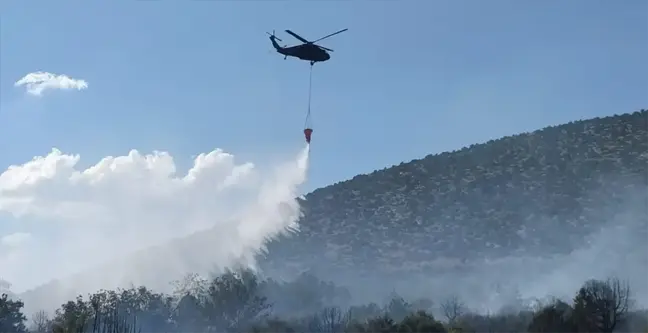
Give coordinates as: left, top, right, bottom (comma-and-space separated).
259, 110, 648, 277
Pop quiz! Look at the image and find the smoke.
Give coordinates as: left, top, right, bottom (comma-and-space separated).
0, 145, 310, 311
305, 181, 648, 314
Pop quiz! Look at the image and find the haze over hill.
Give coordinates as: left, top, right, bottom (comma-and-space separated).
259, 110, 648, 307
11, 110, 648, 315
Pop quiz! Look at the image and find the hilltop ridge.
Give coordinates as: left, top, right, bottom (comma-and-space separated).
314, 110, 647, 193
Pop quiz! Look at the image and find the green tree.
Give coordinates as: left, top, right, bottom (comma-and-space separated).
0, 293, 27, 333
384, 293, 412, 322
527, 299, 577, 332
50, 295, 92, 333
398, 311, 446, 333
365, 314, 398, 333
200, 269, 271, 332
347, 303, 382, 323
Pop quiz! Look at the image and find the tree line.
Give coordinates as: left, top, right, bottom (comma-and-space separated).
1, 270, 646, 333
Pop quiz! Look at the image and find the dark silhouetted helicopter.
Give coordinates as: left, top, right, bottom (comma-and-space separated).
267, 29, 348, 66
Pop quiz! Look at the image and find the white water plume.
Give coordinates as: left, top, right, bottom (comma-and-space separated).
0, 145, 310, 312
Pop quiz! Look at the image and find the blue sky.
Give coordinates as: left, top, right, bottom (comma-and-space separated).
1, 0, 646, 192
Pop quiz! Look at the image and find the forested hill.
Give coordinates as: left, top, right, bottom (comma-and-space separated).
260, 110, 648, 276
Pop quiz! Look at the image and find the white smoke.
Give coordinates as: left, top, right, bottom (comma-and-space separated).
0, 146, 310, 307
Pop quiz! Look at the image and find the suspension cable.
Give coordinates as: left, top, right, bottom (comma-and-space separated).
304, 65, 313, 128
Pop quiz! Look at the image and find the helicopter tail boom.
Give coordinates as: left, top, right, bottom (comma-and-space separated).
269, 37, 282, 51
266, 30, 284, 51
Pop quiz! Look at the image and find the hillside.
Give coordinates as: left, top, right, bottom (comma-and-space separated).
17, 110, 648, 313
259, 110, 648, 277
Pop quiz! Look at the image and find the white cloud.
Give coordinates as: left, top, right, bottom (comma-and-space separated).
14, 71, 88, 96
1, 232, 32, 248
0, 146, 310, 295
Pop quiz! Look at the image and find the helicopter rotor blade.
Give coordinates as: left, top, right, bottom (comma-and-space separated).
316, 44, 334, 52
285, 30, 310, 44
313, 28, 348, 43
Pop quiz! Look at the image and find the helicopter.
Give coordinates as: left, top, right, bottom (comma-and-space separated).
267, 28, 348, 66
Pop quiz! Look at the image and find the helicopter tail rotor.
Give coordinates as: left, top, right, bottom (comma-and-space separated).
266, 30, 282, 42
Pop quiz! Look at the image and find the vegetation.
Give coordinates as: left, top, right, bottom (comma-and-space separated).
1, 271, 646, 333
262, 110, 648, 276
